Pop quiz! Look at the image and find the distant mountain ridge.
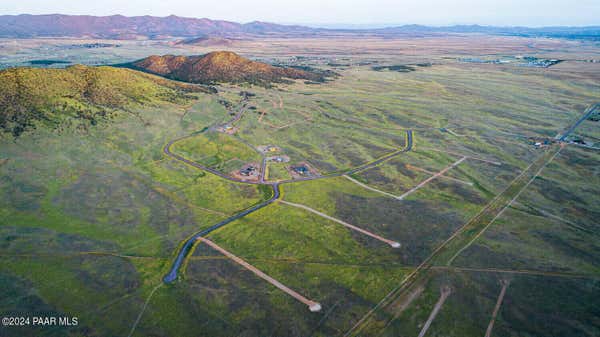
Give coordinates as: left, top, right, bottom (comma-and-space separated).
375, 24, 600, 40
0, 14, 316, 39
0, 14, 599, 40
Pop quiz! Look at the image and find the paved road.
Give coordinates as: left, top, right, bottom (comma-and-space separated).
163, 137, 270, 185
212, 100, 248, 131
163, 183, 280, 283
162, 124, 412, 283
164, 130, 413, 187
558, 103, 599, 141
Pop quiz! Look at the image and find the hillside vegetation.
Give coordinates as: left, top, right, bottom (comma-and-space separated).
128, 51, 331, 85
0, 65, 210, 136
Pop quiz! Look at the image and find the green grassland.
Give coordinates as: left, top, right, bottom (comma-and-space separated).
133, 201, 415, 336
1, 42, 599, 337
0, 71, 268, 336
350, 149, 460, 195
0, 65, 210, 137
0, 102, 265, 256
171, 131, 262, 172
377, 269, 600, 337
452, 146, 600, 275
265, 161, 292, 181
574, 119, 600, 145
281, 174, 483, 265
218, 62, 599, 179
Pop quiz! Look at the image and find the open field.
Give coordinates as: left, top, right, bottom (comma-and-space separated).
1, 35, 599, 336
374, 269, 600, 337
451, 146, 600, 275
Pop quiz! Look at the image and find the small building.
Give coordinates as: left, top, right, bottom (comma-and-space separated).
240, 166, 257, 176
267, 155, 289, 163
291, 165, 309, 175
529, 137, 554, 148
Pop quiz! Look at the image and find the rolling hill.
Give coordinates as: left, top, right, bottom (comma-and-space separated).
126, 51, 330, 85
0, 65, 209, 137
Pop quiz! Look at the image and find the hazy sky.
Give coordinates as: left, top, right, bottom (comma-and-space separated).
4, 0, 599, 27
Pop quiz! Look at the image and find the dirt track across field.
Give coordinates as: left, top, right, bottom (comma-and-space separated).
417, 286, 452, 337
405, 164, 473, 186
343, 144, 561, 337
419, 147, 502, 166
343, 174, 400, 199
485, 280, 510, 337
446, 145, 563, 265
198, 237, 322, 312
397, 156, 467, 200
279, 200, 401, 248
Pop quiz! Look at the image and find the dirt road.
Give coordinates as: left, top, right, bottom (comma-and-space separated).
279, 200, 400, 248
162, 111, 412, 283
343, 174, 400, 199
344, 145, 562, 337
446, 145, 563, 265
199, 237, 322, 312
417, 286, 452, 337
485, 280, 510, 337
397, 156, 466, 200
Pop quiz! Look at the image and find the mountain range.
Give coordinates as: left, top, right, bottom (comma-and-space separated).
0, 14, 315, 39
1, 14, 599, 40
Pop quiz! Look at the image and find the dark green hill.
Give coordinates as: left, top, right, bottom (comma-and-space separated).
0, 65, 210, 137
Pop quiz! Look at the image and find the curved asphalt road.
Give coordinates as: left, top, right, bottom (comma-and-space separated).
164, 130, 412, 186
163, 136, 271, 185
163, 183, 280, 283
162, 129, 412, 283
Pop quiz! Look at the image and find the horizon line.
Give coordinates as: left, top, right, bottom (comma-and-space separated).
2, 13, 599, 29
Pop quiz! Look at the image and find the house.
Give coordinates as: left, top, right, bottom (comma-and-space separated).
291, 165, 309, 175
240, 166, 257, 176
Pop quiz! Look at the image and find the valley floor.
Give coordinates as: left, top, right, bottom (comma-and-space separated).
1, 35, 600, 337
